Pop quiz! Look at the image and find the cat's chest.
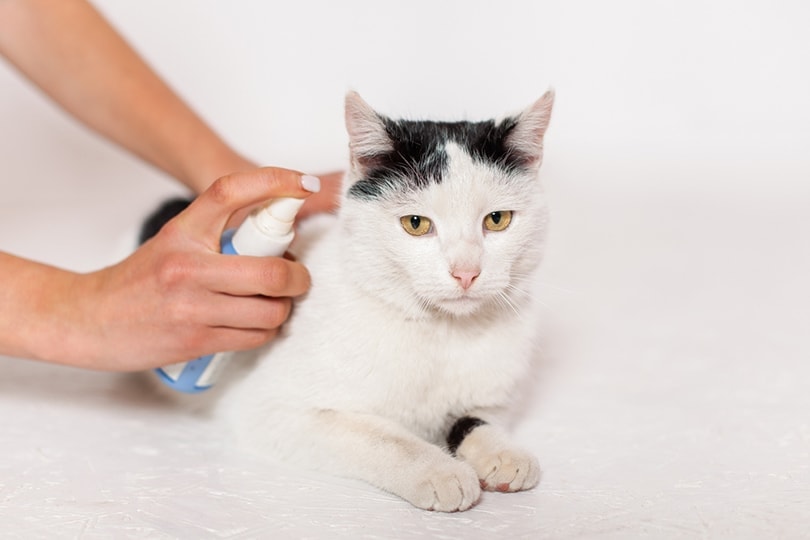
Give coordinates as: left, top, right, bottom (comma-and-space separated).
346, 313, 532, 430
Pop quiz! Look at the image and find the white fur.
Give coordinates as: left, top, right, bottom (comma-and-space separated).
212, 94, 553, 511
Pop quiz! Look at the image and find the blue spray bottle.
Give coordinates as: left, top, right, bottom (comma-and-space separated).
154, 196, 305, 393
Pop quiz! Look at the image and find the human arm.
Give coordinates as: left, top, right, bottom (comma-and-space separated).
0, 0, 253, 193
0, 0, 343, 215
0, 168, 318, 371
0, 1, 341, 369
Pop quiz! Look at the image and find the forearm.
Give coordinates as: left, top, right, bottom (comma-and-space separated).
0, 252, 90, 365
0, 0, 252, 193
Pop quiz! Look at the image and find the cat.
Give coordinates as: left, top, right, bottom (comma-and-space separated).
144, 90, 554, 512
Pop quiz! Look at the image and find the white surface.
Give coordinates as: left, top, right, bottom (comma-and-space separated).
1, 1, 809, 538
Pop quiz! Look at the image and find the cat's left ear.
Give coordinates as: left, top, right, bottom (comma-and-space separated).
504, 89, 555, 168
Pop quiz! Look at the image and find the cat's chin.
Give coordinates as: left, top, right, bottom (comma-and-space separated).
432, 296, 489, 318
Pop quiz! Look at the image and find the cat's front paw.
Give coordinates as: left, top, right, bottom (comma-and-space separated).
466, 446, 541, 493
405, 458, 481, 512
452, 423, 541, 493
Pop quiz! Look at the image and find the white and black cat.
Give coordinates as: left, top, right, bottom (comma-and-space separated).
143, 91, 554, 511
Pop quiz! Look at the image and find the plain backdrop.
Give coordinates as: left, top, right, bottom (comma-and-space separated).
1, 1, 808, 538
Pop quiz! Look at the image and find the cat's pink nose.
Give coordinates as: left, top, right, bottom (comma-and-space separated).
452, 269, 480, 290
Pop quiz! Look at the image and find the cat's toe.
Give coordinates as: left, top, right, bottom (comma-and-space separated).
472, 448, 541, 493
407, 459, 481, 512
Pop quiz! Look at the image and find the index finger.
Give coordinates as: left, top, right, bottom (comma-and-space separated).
179, 167, 321, 247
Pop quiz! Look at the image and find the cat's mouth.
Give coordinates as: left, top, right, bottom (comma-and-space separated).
433, 293, 488, 316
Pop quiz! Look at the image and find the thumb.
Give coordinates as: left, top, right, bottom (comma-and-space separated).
176, 167, 321, 249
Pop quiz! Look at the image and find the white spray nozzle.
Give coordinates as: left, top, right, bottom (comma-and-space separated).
231, 197, 304, 256
255, 197, 304, 234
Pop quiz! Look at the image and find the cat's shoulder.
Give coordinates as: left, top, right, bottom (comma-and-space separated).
290, 212, 339, 261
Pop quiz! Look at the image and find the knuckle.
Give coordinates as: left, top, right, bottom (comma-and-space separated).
180, 326, 208, 352
266, 297, 292, 326
155, 252, 196, 290
296, 263, 312, 291
258, 258, 300, 295
245, 328, 278, 350
253, 297, 291, 330
165, 299, 196, 328
152, 218, 189, 247
265, 258, 292, 288
228, 328, 277, 352
206, 175, 236, 205
161, 324, 208, 362
240, 298, 288, 335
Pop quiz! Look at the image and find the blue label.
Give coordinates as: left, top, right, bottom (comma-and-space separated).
154, 355, 215, 393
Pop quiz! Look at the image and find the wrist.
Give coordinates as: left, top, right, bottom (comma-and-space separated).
35, 270, 101, 368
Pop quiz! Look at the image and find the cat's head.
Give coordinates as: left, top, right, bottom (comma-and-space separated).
339, 91, 554, 319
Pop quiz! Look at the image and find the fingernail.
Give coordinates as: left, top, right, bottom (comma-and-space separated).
301, 175, 321, 193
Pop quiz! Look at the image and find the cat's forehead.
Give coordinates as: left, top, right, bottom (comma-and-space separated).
348, 116, 526, 201
367, 142, 532, 224
420, 143, 525, 209
386, 116, 529, 180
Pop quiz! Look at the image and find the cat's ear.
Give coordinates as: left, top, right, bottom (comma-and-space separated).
345, 92, 393, 170
504, 89, 555, 168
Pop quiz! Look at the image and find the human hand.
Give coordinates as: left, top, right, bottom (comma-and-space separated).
298, 170, 343, 219
65, 168, 319, 371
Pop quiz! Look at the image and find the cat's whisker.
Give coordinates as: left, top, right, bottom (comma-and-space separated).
503, 281, 530, 298
410, 292, 433, 317
534, 279, 580, 295
510, 271, 580, 296
495, 291, 521, 317
504, 283, 553, 313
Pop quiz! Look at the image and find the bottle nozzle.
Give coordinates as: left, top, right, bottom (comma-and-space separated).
230, 197, 305, 256
265, 197, 305, 224
251, 197, 304, 236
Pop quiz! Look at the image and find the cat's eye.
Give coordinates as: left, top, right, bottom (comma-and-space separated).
483, 211, 512, 232
400, 215, 433, 236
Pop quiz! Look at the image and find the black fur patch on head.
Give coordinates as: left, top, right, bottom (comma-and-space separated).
447, 416, 488, 455
348, 116, 526, 201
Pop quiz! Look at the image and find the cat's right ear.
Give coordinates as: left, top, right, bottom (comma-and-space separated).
345, 91, 393, 171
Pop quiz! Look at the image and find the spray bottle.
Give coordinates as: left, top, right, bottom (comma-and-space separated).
154, 196, 306, 393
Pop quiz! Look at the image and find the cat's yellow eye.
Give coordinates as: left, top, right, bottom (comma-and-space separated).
400, 215, 433, 236
483, 211, 512, 232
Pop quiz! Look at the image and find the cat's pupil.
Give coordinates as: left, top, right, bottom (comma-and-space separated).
410, 216, 421, 230
490, 212, 502, 225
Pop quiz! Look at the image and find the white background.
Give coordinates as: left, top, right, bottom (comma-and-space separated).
1, 1, 808, 538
